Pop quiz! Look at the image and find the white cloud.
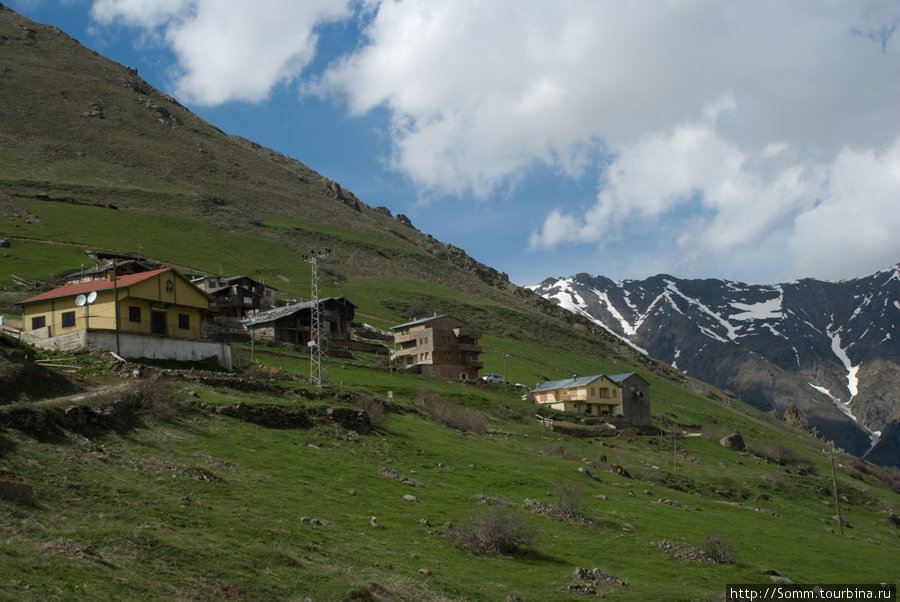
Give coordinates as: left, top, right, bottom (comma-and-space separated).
91, 0, 352, 105
91, 0, 192, 28
788, 138, 900, 280
319, 1, 899, 193
88, 0, 900, 280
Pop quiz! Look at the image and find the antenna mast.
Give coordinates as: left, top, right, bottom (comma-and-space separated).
305, 249, 330, 386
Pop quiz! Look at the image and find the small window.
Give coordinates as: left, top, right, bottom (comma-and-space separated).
31, 315, 46, 329
178, 313, 190, 329
61, 311, 76, 328
129, 306, 141, 323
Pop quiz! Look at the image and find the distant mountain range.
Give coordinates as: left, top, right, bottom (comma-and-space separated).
530, 265, 900, 466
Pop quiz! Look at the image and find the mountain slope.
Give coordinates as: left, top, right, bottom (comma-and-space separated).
530, 267, 900, 464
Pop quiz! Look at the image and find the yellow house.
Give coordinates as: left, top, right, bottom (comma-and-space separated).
19, 268, 209, 341
528, 374, 624, 417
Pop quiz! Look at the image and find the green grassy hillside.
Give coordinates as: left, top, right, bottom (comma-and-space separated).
0, 6, 898, 600
2, 348, 898, 601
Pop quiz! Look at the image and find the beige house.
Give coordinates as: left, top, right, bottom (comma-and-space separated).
17, 268, 232, 368
528, 372, 651, 426
391, 314, 482, 380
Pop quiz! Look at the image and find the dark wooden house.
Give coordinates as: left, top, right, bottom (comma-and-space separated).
241, 297, 356, 345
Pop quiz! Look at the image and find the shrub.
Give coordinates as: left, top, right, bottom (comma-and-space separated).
120, 375, 174, 415
699, 426, 729, 441
700, 532, 737, 564
406, 302, 429, 319
503, 325, 522, 339
416, 389, 486, 434
353, 394, 389, 428
551, 479, 584, 514
748, 443, 818, 475
449, 508, 536, 556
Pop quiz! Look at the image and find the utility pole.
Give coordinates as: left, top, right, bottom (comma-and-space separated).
503, 353, 509, 395
304, 249, 330, 386
827, 448, 844, 536
673, 429, 678, 474
113, 259, 121, 355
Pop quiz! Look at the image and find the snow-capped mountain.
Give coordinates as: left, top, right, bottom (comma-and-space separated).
529, 264, 900, 466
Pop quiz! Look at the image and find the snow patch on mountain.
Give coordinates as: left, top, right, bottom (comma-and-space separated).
730, 288, 783, 322
828, 329, 859, 401
665, 280, 739, 342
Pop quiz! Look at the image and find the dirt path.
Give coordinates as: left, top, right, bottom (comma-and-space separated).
32, 381, 132, 406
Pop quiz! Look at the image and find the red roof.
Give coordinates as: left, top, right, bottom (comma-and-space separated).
19, 268, 172, 304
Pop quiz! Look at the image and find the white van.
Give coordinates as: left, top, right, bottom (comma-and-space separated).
481, 373, 504, 384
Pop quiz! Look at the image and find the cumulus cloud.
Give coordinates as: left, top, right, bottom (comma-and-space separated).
319, 1, 899, 192
788, 139, 900, 280
91, 0, 352, 105
87, 0, 900, 280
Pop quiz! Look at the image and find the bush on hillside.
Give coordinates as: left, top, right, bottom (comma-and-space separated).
120, 375, 174, 417
448, 508, 536, 556
353, 394, 389, 428
416, 390, 486, 434
700, 532, 737, 565
748, 443, 818, 475
551, 479, 584, 514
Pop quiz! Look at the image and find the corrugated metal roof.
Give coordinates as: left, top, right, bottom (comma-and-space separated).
607, 372, 636, 383
19, 268, 172, 304
529, 372, 643, 393
530, 374, 610, 392
391, 314, 456, 329
241, 297, 354, 326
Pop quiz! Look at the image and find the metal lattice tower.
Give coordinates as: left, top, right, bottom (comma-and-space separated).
305, 249, 330, 386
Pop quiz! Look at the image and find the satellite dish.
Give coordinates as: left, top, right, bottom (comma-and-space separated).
86, 291, 98, 303
75, 294, 87, 307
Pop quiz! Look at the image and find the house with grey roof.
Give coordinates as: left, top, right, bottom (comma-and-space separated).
527, 372, 650, 427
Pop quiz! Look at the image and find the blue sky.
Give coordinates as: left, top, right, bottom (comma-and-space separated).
9, 1, 900, 286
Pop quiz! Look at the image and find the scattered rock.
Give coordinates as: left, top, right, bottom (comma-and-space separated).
418, 568, 432, 576
377, 467, 420, 487
568, 567, 627, 595
524, 498, 597, 527
655, 498, 689, 508
653, 539, 735, 564
402, 494, 418, 503
370, 516, 383, 529
882, 513, 900, 528
612, 464, 632, 478
300, 517, 330, 526
477, 494, 505, 506
719, 432, 745, 452
577, 466, 599, 480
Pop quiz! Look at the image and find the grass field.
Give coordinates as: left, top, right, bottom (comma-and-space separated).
1, 343, 898, 601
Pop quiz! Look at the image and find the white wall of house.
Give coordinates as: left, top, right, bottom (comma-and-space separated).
89, 332, 233, 370
19, 328, 232, 370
